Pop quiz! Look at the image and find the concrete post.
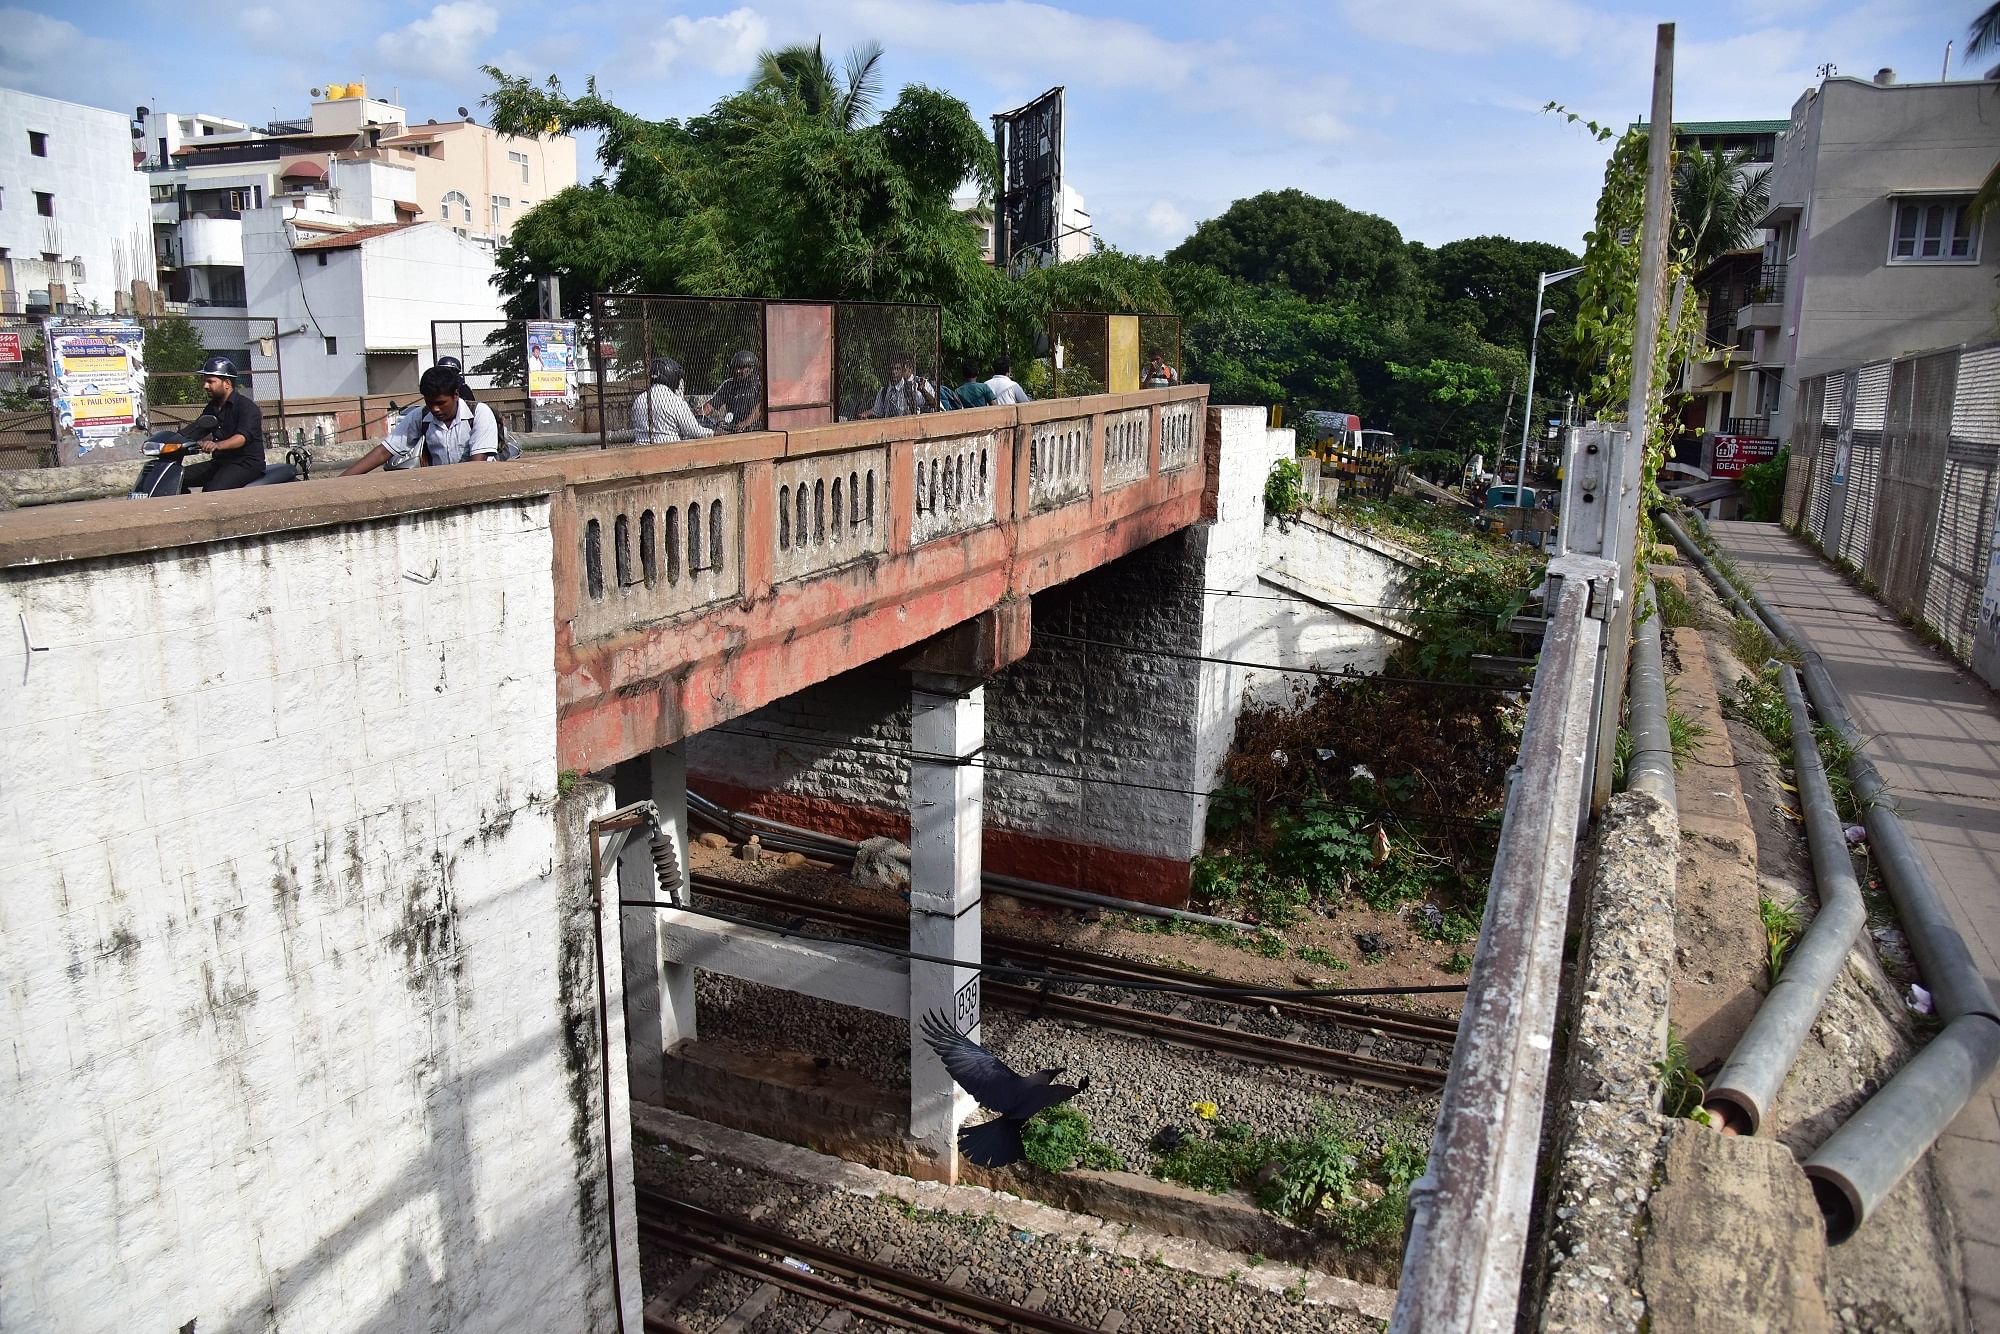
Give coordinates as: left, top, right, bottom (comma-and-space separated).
908, 674, 984, 1179
615, 742, 692, 1107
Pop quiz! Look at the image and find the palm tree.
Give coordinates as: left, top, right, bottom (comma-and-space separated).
1671, 144, 1772, 272
1970, 5, 2000, 219
750, 38, 885, 130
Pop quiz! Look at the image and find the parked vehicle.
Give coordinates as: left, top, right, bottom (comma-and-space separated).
1475, 484, 1555, 549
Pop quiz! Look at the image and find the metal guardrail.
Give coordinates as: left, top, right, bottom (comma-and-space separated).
1391, 552, 1617, 1332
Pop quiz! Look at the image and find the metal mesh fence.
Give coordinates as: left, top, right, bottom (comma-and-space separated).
432, 320, 518, 389
834, 302, 941, 421
593, 296, 767, 444
1047, 312, 1109, 399
1786, 341, 2000, 676
1139, 314, 1182, 388
1781, 374, 1821, 527
1875, 353, 1954, 618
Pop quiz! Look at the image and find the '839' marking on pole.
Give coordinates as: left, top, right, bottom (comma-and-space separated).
953, 976, 980, 1035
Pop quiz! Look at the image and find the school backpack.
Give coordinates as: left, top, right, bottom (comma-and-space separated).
937, 383, 964, 411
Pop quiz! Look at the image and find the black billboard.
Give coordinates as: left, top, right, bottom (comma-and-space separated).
992, 87, 1063, 270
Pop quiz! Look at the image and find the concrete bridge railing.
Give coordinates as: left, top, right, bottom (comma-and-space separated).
548, 385, 1211, 772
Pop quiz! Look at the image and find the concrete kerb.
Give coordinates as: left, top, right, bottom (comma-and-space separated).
631, 1102, 1399, 1323
1536, 789, 1679, 1333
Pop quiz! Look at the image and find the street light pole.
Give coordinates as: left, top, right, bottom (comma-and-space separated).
1518, 265, 1586, 487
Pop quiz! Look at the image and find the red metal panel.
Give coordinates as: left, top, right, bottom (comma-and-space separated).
766, 302, 833, 426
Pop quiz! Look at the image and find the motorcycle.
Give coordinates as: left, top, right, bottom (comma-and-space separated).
130, 415, 313, 499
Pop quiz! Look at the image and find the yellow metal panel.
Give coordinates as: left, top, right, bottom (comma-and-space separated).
1108, 315, 1140, 394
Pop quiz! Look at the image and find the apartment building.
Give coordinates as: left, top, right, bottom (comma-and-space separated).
1751, 71, 2000, 444
0, 88, 154, 317
140, 86, 574, 316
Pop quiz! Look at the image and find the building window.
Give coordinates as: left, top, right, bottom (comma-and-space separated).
34, 192, 53, 217
28, 131, 47, 156
490, 194, 510, 226
317, 252, 328, 267
40, 252, 58, 263
1890, 198, 1978, 263
509, 149, 529, 183
441, 190, 470, 223
229, 189, 249, 212
325, 336, 338, 355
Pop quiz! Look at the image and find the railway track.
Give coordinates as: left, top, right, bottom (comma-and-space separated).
686, 871, 1454, 1092
637, 1186, 1098, 1334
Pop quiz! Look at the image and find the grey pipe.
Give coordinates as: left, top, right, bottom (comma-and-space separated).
685, 790, 1261, 932
1624, 580, 1676, 803
1703, 666, 1867, 1134
1658, 506, 2000, 1238
1804, 1014, 2000, 1242
1657, 511, 1996, 1026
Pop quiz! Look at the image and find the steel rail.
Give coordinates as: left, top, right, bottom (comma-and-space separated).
688, 872, 1460, 1055
687, 872, 1462, 1044
636, 1187, 1098, 1334
1391, 556, 1614, 1332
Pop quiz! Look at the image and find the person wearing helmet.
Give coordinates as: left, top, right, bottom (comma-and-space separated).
631, 357, 712, 444
180, 356, 266, 492
699, 349, 764, 434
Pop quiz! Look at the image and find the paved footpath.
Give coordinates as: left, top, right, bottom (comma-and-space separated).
1711, 520, 2000, 1331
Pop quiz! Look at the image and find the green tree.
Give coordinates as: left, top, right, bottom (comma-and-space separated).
479, 54, 997, 350
751, 38, 885, 129
1166, 189, 1423, 324
144, 315, 209, 405
1671, 144, 1770, 272
1424, 235, 1583, 355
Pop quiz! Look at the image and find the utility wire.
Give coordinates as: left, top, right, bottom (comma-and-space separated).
1036, 630, 1534, 693
621, 897, 1471, 1002
702, 723, 1510, 834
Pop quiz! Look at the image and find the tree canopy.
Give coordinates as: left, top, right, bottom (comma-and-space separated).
478, 60, 1586, 459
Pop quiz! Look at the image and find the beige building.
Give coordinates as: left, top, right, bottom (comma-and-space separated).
372, 118, 576, 242
1750, 72, 2000, 444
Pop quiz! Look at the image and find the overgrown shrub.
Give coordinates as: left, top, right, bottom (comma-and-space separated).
1021, 1105, 1125, 1173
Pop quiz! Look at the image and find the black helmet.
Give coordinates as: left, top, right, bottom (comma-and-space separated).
729, 349, 758, 372
435, 355, 463, 373
199, 355, 238, 380
649, 357, 684, 390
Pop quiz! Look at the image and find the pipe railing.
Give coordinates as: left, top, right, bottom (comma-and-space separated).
1658, 507, 2000, 1240
1391, 553, 1616, 1332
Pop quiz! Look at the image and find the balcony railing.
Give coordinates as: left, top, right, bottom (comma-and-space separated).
1723, 416, 1772, 438
1705, 310, 1738, 348
1741, 264, 1786, 307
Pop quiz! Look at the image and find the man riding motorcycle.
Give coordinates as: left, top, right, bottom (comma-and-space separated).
180, 357, 266, 492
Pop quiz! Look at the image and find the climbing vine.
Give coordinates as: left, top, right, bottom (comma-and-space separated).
1549, 107, 1701, 543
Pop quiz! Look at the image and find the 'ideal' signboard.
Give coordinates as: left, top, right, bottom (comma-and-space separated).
1712, 433, 1780, 480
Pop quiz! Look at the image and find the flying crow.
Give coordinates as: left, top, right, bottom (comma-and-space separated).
920, 1012, 1091, 1168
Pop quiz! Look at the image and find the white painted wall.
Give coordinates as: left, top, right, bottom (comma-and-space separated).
0, 90, 154, 312
243, 214, 502, 397
0, 501, 641, 1332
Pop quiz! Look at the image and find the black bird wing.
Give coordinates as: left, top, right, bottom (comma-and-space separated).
920, 1011, 1041, 1117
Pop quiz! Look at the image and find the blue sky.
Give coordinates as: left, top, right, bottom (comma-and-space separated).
5, 0, 1975, 256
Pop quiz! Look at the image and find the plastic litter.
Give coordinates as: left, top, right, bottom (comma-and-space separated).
1844, 824, 1869, 846
781, 1257, 813, 1274
1907, 983, 1934, 1015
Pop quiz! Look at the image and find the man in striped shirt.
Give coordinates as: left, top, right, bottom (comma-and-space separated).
631, 358, 714, 444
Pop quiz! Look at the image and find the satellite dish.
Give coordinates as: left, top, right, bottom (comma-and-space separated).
311, 88, 323, 97
457, 106, 469, 118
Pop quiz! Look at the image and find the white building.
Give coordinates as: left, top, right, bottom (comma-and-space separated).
242, 159, 506, 396
0, 88, 153, 316
1056, 184, 1094, 262
139, 88, 574, 323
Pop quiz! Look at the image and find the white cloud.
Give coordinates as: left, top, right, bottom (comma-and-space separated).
646, 8, 771, 77
376, 2, 501, 72
1335, 0, 1629, 58
0, 8, 141, 102
1145, 199, 1189, 237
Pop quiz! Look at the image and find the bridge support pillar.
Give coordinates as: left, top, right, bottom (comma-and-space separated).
907, 674, 984, 1181
616, 742, 693, 1107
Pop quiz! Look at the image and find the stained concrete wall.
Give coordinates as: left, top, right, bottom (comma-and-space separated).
686, 406, 1416, 904
0, 502, 641, 1331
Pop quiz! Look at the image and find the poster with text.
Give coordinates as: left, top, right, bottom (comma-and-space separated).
1711, 433, 1779, 480
46, 318, 149, 466
526, 320, 578, 405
